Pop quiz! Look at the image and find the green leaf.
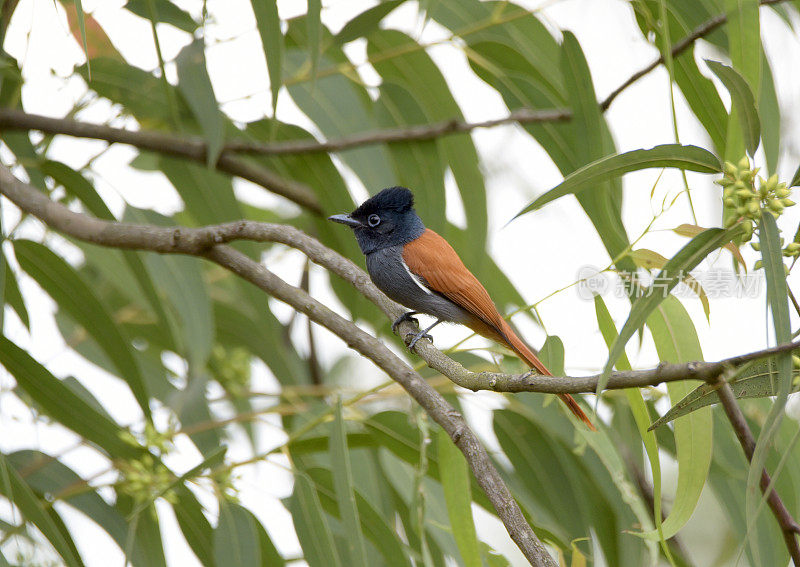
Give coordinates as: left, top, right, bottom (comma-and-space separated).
125, 207, 214, 369
723, 0, 762, 163
4, 254, 29, 329
759, 55, 781, 173
594, 296, 668, 556
437, 429, 481, 567
116, 492, 167, 567
176, 38, 225, 167
304, 467, 412, 567
74, 0, 90, 75
538, 335, 565, 377
214, 501, 261, 567
649, 359, 800, 429
172, 487, 215, 567
124, 0, 198, 32
307, 0, 322, 80
252, 0, 283, 117
330, 400, 369, 567
13, 240, 151, 418
0, 336, 142, 458
289, 474, 343, 567
0, 200, 4, 333
514, 144, 721, 218
335, 0, 405, 44
725, 0, 762, 96
599, 226, 739, 394
0, 453, 83, 567
560, 30, 633, 276
745, 209, 793, 559
645, 296, 711, 540
706, 60, 761, 156
791, 163, 800, 188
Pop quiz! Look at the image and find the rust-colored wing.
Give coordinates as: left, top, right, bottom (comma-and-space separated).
402, 229, 505, 331
402, 229, 595, 431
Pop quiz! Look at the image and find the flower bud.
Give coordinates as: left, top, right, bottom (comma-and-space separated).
738, 156, 750, 170
766, 174, 779, 192
754, 260, 763, 270
724, 161, 738, 176
768, 199, 784, 213
751, 241, 761, 251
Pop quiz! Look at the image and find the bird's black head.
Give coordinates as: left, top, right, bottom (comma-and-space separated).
328, 187, 425, 255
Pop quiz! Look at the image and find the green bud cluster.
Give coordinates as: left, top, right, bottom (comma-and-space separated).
117, 454, 177, 504
716, 156, 794, 240
143, 421, 174, 454
210, 344, 251, 397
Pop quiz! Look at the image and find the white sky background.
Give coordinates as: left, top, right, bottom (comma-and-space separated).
2, 0, 800, 565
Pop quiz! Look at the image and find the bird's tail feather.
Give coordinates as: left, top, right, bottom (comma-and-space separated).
495, 320, 596, 431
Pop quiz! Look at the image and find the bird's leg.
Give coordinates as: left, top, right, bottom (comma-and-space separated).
407, 319, 442, 350
391, 311, 419, 334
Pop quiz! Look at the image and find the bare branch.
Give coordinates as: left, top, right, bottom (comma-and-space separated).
602, 0, 788, 111
222, 108, 570, 155
714, 377, 800, 563
0, 163, 558, 567
0, 108, 322, 214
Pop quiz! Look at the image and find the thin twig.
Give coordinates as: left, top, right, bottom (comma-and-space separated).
714, 377, 800, 563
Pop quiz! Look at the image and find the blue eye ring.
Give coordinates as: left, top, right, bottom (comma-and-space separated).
367, 214, 381, 227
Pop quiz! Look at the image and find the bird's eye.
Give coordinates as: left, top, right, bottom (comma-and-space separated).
367, 214, 381, 227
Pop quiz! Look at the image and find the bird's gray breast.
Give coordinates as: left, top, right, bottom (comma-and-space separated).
365, 245, 471, 324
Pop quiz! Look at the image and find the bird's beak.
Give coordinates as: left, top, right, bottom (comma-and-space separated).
328, 214, 362, 228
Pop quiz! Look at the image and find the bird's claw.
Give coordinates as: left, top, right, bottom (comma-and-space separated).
392, 311, 419, 334
406, 331, 433, 350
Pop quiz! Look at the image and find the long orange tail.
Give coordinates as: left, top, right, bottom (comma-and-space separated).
497, 320, 596, 431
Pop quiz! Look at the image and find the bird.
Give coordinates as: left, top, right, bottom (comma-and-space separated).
329, 186, 595, 430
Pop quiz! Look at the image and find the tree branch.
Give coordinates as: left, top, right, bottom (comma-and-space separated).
602, 0, 787, 111
714, 377, 800, 563
0, 163, 558, 567
0, 108, 322, 214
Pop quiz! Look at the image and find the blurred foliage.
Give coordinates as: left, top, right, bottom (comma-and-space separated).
1, 1, 799, 566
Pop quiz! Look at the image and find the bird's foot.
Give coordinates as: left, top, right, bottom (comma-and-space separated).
406, 330, 433, 350
392, 311, 419, 334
